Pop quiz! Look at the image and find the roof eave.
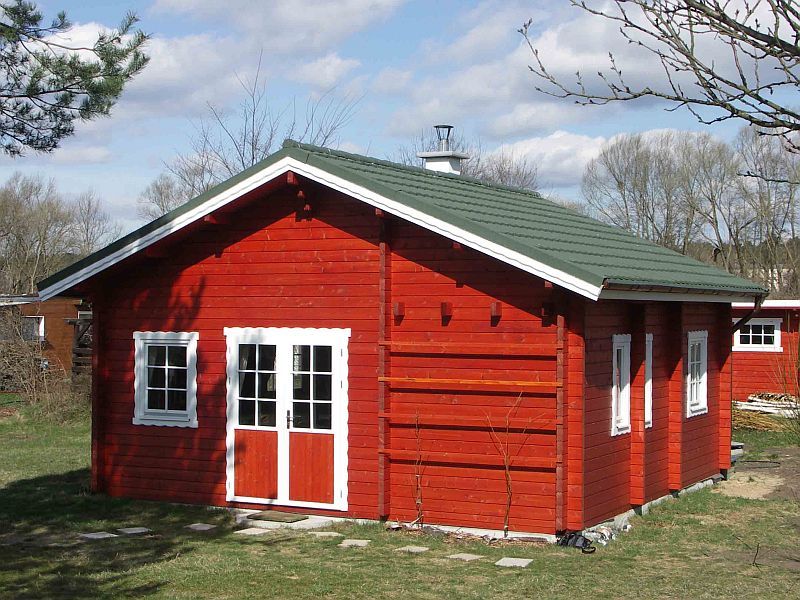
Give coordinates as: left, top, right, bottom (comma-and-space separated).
598, 280, 768, 303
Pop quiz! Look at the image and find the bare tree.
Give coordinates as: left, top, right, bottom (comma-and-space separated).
139, 58, 360, 219
396, 129, 539, 191
0, 173, 119, 293
522, 1, 800, 149
72, 191, 120, 256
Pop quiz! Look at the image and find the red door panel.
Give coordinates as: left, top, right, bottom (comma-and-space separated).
235, 429, 278, 499
289, 432, 334, 503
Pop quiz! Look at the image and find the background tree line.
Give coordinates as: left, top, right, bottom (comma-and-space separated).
0, 172, 118, 294
583, 126, 800, 295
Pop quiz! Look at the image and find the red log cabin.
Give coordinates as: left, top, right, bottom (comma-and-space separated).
37, 139, 767, 536
731, 300, 800, 400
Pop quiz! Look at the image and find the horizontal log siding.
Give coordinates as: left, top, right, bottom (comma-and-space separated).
643, 304, 671, 501
95, 189, 382, 519
731, 308, 800, 400
681, 304, 723, 487
582, 301, 631, 526
386, 220, 559, 534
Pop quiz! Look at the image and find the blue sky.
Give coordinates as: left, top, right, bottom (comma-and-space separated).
0, 1, 752, 232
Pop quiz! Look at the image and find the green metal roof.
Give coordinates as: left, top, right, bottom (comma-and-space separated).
38, 140, 767, 299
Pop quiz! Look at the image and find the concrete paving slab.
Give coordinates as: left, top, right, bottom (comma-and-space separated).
234, 527, 269, 536
186, 523, 217, 532
242, 515, 337, 531
447, 553, 484, 561
495, 557, 532, 568
395, 545, 429, 554
308, 531, 344, 538
117, 527, 151, 535
80, 532, 118, 540
338, 538, 370, 548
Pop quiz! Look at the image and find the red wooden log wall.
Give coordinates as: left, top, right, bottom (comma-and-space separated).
730, 307, 800, 400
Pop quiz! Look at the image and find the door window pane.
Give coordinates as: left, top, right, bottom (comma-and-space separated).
314, 403, 332, 430
314, 374, 332, 401
293, 345, 311, 371
258, 400, 276, 427
239, 344, 256, 370
257, 372, 276, 399
240, 372, 256, 398
258, 345, 276, 371
293, 402, 311, 428
239, 399, 256, 425
313, 346, 332, 372
293, 374, 311, 400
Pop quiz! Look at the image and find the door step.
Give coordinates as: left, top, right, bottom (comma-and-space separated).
248, 510, 308, 523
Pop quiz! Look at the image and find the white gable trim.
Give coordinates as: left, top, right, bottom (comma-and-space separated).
38, 156, 604, 301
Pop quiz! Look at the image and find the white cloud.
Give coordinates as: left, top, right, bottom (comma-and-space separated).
292, 53, 361, 90
491, 130, 607, 188
51, 146, 112, 165
153, 0, 405, 56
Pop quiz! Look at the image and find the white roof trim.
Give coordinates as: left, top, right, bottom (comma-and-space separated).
38, 156, 604, 302
732, 299, 800, 309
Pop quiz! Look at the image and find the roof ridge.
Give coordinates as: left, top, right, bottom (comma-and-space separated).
282, 138, 550, 201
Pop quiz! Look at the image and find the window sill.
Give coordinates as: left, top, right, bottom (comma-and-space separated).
133, 416, 198, 428
732, 346, 783, 353
611, 426, 631, 437
686, 406, 708, 418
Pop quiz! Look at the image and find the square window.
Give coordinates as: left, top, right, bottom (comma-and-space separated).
134, 332, 198, 428
734, 319, 781, 351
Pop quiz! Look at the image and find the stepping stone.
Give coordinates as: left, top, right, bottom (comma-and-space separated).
80, 532, 118, 540
117, 527, 151, 535
234, 527, 269, 536
308, 531, 343, 538
186, 523, 216, 532
495, 557, 532, 568
395, 545, 429, 554
447, 553, 484, 562
248, 510, 307, 523
338, 538, 370, 548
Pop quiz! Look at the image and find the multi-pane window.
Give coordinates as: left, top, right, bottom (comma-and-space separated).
146, 344, 188, 412
611, 334, 631, 436
237, 344, 277, 427
292, 344, 333, 430
686, 330, 708, 417
133, 331, 199, 427
645, 333, 653, 428
733, 318, 781, 351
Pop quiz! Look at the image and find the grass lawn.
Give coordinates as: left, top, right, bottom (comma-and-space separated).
1, 412, 798, 599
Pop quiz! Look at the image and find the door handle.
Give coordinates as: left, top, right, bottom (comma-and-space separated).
286, 409, 293, 429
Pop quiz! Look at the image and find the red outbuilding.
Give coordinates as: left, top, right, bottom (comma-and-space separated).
731, 300, 800, 400
38, 140, 766, 536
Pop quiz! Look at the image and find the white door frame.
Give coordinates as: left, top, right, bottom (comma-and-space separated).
224, 327, 350, 511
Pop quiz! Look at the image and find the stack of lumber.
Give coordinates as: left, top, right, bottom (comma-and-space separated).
734, 393, 799, 417
732, 408, 787, 431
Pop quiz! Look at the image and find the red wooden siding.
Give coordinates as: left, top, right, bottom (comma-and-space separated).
731, 307, 800, 400
643, 304, 671, 502
94, 187, 382, 516
289, 432, 334, 503
235, 430, 278, 499
383, 220, 559, 534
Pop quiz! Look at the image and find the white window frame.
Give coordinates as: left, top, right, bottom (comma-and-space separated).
645, 333, 653, 428
22, 315, 45, 342
611, 334, 631, 436
686, 330, 708, 418
133, 331, 199, 428
732, 317, 782, 352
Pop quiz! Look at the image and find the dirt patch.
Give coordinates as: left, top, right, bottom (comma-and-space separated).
724, 546, 800, 572
718, 446, 800, 501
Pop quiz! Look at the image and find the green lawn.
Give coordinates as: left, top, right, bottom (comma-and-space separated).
1, 412, 798, 599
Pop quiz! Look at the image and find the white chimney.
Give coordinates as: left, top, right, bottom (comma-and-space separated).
417, 124, 469, 175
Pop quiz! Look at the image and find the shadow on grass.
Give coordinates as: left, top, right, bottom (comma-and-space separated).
0, 467, 233, 598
